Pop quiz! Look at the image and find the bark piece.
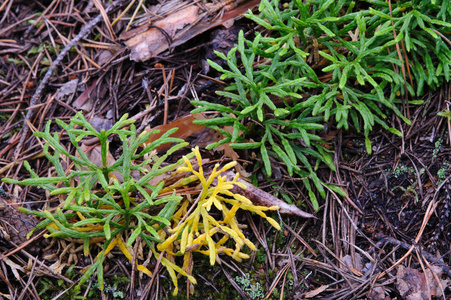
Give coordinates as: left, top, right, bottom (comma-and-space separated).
122, 0, 259, 62
0, 199, 39, 252
124, 5, 198, 62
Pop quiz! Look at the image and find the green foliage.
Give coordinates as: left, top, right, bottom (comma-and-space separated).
192, 28, 333, 210
437, 160, 449, 183
4, 113, 283, 296
438, 161, 448, 177
91, 275, 131, 299
3, 112, 189, 291
191, 0, 451, 209
38, 266, 81, 299
28, 41, 61, 55
437, 109, 451, 120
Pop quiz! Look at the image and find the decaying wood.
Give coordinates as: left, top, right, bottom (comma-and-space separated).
122, 0, 259, 62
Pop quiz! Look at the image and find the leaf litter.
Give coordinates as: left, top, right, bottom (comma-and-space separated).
0, 0, 451, 299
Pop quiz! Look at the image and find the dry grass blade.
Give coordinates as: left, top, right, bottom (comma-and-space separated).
282, 221, 315, 254
265, 263, 289, 299
111, 0, 137, 27
92, 0, 116, 40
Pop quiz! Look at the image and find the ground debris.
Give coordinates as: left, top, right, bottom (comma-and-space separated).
0, 198, 38, 251
1, 0, 451, 298
396, 265, 449, 300
122, 0, 259, 62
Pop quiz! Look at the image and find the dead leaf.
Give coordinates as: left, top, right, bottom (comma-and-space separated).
48, 260, 69, 275
73, 79, 96, 110
3, 257, 23, 280
56, 79, 79, 100
97, 49, 113, 65
143, 113, 206, 152
188, 126, 251, 178
304, 285, 329, 298
217, 143, 252, 178
395, 265, 448, 300
426, 265, 450, 297
189, 128, 221, 149
322, 129, 338, 142
341, 254, 364, 277
367, 286, 386, 300
143, 113, 253, 181
89, 116, 113, 133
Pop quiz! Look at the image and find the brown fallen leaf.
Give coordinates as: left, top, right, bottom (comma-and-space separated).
341, 254, 364, 277
366, 286, 386, 300
143, 114, 206, 152
217, 143, 252, 179
304, 285, 329, 298
189, 125, 251, 178
143, 114, 250, 177
72, 79, 107, 111
396, 265, 449, 300
56, 78, 79, 101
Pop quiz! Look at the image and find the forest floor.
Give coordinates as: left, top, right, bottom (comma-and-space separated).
1, 1, 450, 299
